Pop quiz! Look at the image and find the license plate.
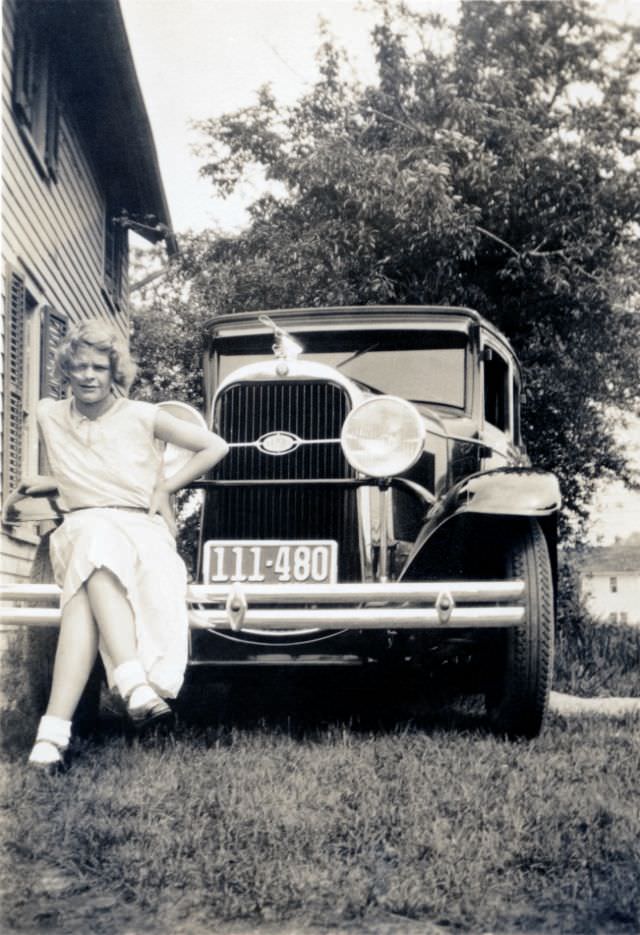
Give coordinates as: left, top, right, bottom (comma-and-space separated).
202, 540, 338, 585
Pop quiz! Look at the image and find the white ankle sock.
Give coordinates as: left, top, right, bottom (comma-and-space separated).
113, 659, 148, 700
36, 715, 72, 748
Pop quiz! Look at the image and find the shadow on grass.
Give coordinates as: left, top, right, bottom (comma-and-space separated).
174, 664, 489, 738
0, 662, 489, 759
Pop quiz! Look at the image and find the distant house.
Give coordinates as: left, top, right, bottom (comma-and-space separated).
2, 0, 176, 582
579, 539, 640, 626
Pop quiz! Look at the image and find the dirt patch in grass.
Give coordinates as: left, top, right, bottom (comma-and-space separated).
550, 692, 640, 716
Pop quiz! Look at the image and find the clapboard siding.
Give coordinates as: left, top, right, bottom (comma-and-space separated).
2, 0, 127, 310
1, 552, 33, 580
6, 112, 106, 265
2, 117, 114, 320
1, 0, 131, 579
2, 157, 106, 318
2, 147, 102, 288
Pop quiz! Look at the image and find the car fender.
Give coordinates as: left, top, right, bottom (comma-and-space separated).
450, 466, 561, 517
400, 467, 561, 579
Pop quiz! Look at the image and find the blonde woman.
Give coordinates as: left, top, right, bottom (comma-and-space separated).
19, 321, 228, 770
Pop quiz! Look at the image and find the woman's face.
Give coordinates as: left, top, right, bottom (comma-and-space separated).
68, 346, 113, 411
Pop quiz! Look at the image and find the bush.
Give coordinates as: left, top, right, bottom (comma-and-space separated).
554, 552, 640, 697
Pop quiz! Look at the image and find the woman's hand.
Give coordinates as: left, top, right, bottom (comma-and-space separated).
148, 481, 177, 538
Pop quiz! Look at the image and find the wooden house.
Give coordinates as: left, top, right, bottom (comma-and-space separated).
579, 536, 640, 626
2, 0, 176, 581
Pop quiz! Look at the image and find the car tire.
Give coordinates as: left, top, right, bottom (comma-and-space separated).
486, 519, 554, 739
23, 531, 103, 738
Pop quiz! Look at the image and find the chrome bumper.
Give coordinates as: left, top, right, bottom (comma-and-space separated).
1, 581, 525, 630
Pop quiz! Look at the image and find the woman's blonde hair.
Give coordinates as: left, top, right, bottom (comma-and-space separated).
57, 320, 137, 391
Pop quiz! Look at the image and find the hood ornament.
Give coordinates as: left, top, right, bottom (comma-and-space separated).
259, 315, 303, 367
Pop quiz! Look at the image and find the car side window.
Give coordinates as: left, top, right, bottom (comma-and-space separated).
484, 349, 510, 432
513, 377, 521, 445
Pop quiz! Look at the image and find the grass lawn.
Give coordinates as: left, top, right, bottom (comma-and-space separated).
1, 680, 639, 935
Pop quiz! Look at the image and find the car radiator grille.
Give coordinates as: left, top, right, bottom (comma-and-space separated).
202, 381, 360, 580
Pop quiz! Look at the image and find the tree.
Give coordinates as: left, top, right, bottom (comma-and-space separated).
132, 0, 640, 537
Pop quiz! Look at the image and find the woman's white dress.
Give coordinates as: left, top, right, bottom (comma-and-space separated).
37, 396, 188, 698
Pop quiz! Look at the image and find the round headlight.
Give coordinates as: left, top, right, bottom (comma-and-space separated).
341, 396, 425, 477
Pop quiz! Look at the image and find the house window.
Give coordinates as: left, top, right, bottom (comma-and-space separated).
608, 612, 618, 624
12, 4, 60, 179
609, 576, 618, 593
620, 612, 628, 625
2, 267, 67, 506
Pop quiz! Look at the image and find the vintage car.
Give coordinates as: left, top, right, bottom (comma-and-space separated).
2, 305, 561, 737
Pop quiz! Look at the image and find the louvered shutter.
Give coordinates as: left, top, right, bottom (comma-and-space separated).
44, 60, 59, 176
39, 306, 67, 399
3, 270, 26, 499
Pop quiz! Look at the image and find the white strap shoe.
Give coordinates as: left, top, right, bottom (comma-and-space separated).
114, 661, 174, 735
28, 716, 71, 772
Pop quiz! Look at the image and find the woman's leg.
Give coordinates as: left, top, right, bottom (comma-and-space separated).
30, 588, 98, 766
46, 588, 99, 720
85, 567, 136, 667
31, 567, 166, 766
46, 567, 134, 719
85, 568, 170, 722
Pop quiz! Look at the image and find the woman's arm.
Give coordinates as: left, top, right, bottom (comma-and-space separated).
25, 402, 59, 495
17, 475, 59, 496
148, 410, 229, 529
153, 410, 229, 492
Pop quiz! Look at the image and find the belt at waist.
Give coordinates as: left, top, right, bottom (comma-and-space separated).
68, 505, 148, 514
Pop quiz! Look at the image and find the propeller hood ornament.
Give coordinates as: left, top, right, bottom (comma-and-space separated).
259, 315, 304, 362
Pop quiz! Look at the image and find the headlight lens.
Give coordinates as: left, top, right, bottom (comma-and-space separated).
341, 396, 425, 477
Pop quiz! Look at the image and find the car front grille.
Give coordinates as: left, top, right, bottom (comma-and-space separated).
202, 381, 360, 580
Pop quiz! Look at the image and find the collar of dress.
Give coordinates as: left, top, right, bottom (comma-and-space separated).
68, 396, 125, 426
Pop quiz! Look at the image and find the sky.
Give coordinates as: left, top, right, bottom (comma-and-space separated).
120, 0, 405, 233
120, 0, 640, 545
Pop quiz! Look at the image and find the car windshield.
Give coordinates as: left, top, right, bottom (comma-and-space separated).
216, 330, 467, 409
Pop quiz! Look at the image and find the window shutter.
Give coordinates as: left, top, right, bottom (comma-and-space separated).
3, 270, 26, 498
39, 306, 67, 399
12, 19, 35, 127
104, 215, 117, 298
104, 214, 125, 307
44, 72, 60, 175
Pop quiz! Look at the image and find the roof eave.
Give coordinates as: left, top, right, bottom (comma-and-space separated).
45, 0, 177, 254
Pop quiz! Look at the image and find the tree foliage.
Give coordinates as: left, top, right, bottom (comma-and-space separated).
132, 0, 640, 536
